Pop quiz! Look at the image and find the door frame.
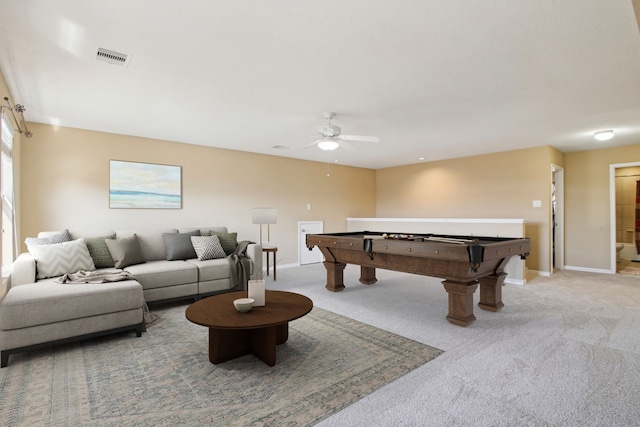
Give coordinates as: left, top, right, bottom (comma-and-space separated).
551, 164, 565, 272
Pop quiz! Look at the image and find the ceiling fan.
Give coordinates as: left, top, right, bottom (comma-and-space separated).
302, 112, 380, 152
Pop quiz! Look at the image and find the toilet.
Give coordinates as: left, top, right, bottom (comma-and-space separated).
616, 242, 625, 261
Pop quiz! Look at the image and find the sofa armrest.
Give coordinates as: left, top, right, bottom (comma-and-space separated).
246, 243, 263, 280
10, 252, 37, 287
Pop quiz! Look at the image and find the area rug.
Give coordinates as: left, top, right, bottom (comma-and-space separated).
0, 302, 442, 426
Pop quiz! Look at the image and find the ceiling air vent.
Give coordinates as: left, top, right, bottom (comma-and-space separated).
96, 47, 131, 66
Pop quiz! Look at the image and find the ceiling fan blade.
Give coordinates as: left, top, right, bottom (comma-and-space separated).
339, 140, 358, 152
337, 134, 380, 143
301, 140, 320, 150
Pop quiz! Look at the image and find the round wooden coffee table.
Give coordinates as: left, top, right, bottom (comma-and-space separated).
185, 290, 313, 366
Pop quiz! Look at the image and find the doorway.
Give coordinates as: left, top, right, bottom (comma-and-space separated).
610, 162, 640, 273
551, 165, 565, 273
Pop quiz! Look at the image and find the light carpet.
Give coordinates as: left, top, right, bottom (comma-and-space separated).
0, 302, 442, 426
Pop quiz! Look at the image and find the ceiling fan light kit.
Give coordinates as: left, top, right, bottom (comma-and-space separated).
317, 140, 340, 151
304, 112, 380, 152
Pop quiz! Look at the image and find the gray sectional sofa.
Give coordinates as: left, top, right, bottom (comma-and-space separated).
0, 227, 262, 367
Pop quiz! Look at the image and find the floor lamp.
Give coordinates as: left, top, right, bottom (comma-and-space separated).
252, 207, 277, 247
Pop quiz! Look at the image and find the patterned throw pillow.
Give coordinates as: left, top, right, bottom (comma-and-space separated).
25, 229, 72, 247
209, 231, 238, 255
191, 235, 227, 261
162, 230, 200, 261
84, 234, 116, 268
28, 238, 96, 279
105, 235, 146, 269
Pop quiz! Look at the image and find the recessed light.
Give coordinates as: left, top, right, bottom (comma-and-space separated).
418, 157, 425, 161
594, 130, 614, 141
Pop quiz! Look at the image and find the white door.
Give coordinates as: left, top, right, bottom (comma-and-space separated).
299, 221, 324, 265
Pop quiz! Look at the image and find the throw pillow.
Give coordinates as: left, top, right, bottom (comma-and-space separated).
191, 235, 227, 261
209, 231, 238, 255
84, 234, 116, 268
25, 229, 72, 246
105, 234, 145, 269
163, 230, 200, 261
28, 238, 96, 279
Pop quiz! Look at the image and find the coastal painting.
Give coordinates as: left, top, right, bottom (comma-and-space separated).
109, 160, 182, 209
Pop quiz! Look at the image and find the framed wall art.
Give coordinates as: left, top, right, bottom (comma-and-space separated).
109, 160, 182, 209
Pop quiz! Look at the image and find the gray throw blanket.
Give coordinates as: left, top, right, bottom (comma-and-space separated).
55, 270, 136, 284
53, 269, 157, 326
229, 240, 254, 290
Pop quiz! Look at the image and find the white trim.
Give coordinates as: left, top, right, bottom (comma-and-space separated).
348, 217, 526, 224
564, 265, 614, 275
551, 164, 565, 272
505, 278, 526, 285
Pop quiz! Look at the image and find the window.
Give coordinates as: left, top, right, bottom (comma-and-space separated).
1, 112, 16, 271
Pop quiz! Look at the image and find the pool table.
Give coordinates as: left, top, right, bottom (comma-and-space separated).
306, 231, 530, 326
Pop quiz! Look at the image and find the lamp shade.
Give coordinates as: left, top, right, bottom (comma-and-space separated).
252, 207, 277, 224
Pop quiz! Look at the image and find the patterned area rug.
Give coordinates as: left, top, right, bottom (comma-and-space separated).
0, 302, 442, 426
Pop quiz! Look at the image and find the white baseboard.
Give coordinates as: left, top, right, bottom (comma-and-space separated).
563, 265, 614, 275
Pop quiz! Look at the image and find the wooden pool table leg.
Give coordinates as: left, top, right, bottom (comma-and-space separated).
442, 279, 478, 327
478, 272, 506, 312
359, 266, 377, 285
324, 261, 346, 292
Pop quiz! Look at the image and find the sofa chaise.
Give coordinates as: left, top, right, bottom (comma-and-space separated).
0, 227, 262, 367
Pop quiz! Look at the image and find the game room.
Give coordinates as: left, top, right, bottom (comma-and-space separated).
1, 1, 640, 425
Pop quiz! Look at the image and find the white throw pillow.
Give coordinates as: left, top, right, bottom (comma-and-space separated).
28, 238, 96, 279
191, 235, 227, 261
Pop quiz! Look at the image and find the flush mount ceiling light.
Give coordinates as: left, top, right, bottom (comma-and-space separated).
594, 130, 614, 141
317, 139, 340, 151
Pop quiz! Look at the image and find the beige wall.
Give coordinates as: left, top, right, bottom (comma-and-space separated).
565, 144, 640, 271
375, 146, 563, 273
20, 123, 376, 266
18, 119, 640, 276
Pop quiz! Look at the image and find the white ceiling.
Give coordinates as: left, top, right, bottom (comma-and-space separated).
1, 0, 640, 169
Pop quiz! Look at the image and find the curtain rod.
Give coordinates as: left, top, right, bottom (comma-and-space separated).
616, 174, 640, 177
2, 96, 33, 138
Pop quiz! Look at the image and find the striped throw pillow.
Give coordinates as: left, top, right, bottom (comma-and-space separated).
191, 235, 227, 260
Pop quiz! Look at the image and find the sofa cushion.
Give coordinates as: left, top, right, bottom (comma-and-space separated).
106, 235, 145, 269
162, 230, 200, 261
191, 235, 226, 261
209, 231, 238, 255
84, 234, 116, 268
28, 238, 96, 279
123, 260, 197, 290
25, 229, 71, 246
185, 257, 231, 282
0, 278, 143, 330
180, 227, 228, 235
116, 229, 178, 261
